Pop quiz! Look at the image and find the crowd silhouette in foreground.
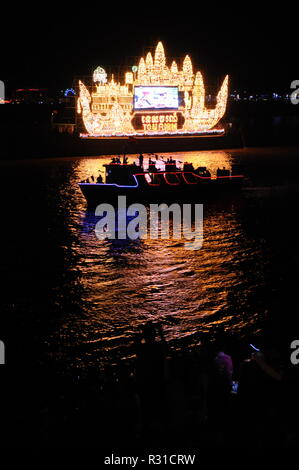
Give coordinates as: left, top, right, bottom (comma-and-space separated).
1, 321, 299, 449
132, 322, 298, 449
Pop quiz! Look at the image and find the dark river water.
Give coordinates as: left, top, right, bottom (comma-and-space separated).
1, 147, 299, 370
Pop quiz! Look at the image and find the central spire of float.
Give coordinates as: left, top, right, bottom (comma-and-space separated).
154, 41, 166, 71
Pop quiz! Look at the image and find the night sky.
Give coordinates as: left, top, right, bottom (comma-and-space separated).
1, 7, 296, 94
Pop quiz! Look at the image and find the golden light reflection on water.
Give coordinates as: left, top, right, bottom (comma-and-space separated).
51, 150, 266, 367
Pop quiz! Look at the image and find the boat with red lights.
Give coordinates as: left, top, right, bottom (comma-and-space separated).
78, 155, 244, 206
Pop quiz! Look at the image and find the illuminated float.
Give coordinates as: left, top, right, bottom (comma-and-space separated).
77, 42, 229, 139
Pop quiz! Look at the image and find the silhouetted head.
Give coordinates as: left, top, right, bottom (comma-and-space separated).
215, 329, 234, 354
141, 322, 157, 343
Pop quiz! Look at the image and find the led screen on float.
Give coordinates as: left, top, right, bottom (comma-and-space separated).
133, 86, 179, 110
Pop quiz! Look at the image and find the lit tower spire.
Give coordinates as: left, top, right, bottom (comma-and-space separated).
193, 71, 205, 111
138, 57, 147, 83
154, 42, 166, 76
145, 52, 153, 72
216, 75, 229, 115
183, 55, 193, 78
170, 60, 178, 74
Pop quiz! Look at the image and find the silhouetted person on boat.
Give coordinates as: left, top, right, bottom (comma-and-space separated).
97, 174, 103, 183
123, 155, 128, 164
183, 162, 194, 172
148, 157, 156, 172
116, 155, 121, 164
138, 153, 144, 168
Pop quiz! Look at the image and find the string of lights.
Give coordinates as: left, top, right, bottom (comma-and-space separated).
77, 42, 228, 137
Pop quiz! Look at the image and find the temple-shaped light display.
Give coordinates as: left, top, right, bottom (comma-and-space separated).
77, 42, 228, 137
